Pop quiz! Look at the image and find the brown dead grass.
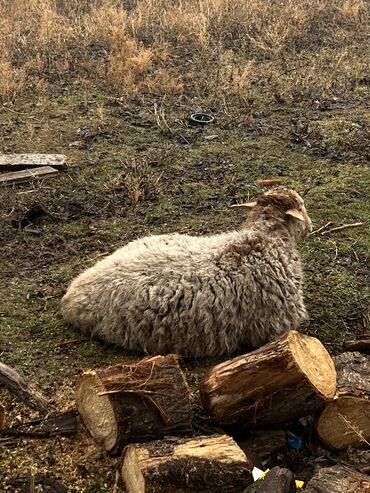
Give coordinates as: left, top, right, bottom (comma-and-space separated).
0, 0, 368, 104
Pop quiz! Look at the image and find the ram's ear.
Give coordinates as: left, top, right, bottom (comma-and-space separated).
286, 209, 305, 221
230, 201, 257, 208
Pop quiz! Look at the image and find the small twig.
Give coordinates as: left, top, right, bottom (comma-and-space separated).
56, 338, 89, 348
321, 222, 364, 235
309, 221, 332, 235
29, 467, 35, 493
328, 240, 338, 261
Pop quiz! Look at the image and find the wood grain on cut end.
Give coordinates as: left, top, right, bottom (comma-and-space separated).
316, 395, 370, 449
289, 331, 336, 398
75, 355, 192, 454
122, 434, 254, 493
75, 371, 117, 451
316, 352, 370, 450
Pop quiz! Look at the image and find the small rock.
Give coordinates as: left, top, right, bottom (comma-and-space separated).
204, 135, 219, 141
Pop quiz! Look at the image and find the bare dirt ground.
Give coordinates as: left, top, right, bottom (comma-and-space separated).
0, 1, 369, 491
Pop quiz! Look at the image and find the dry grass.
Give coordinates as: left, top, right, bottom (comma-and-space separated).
0, 0, 368, 105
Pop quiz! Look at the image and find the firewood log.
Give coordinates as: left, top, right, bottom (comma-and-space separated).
304, 464, 370, 492
316, 352, 370, 449
244, 466, 296, 493
122, 434, 254, 493
200, 331, 336, 427
76, 355, 192, 454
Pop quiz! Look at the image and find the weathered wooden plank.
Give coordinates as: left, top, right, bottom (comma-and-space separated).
0, 166, 59, 185
0, 154, 67, 171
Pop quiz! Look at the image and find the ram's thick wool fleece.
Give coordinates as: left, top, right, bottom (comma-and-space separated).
61, 189, 312, 357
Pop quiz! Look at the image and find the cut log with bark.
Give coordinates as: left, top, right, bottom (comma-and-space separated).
122, 434, 254, 493
200, 330, 336, 427
0, 404, 4, 429
0, 362, 48, 412
304, 464, 370, 492
0, 410, 77, 438
316, 352, 370, 449
344, 338, 370, 354
244, 467, 296, 493
76, 355, 192, 454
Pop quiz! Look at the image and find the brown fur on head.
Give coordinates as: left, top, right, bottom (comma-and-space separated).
234, 188, 312, 237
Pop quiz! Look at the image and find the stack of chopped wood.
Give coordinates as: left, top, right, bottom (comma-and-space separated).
3, 329, 369, 492
0, 154, 66, 185
73, 330, 370, 492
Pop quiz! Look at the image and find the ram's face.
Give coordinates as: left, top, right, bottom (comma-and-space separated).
263, 188, 312, 236
288, 190, 312, 235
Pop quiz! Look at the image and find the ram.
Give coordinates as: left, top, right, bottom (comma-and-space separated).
61, 188, 312, 357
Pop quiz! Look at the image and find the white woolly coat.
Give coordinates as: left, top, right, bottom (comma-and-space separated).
62, 213, 308, 357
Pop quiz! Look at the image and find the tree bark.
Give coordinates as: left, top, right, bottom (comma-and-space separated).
76, 355, 192, 454
244, 467, 296, 493
238, 430, 287, 462
0, 404, 4, 429
200, 331, 336, 427
316, 352, 370, 449
304, 464, 370, 492
0, 362, 47, 412
344, 338, 370, 354
0, 410, 77, 438
122, 434, 254, 493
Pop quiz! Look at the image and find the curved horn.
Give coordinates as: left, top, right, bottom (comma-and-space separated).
230, 201, 257, 208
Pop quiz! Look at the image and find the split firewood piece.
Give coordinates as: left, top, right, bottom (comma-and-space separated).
0, 404, 4, 429
122, 434, 254, 493
344, 338, 370, 354
76, 354, 192, 454
0, 153, 67, 171
0, 362, 48, 412
0, 166, 59, 185
200, 330, 336, 427
0, 410, 77, 438
245, 467, 296, 493
316, 351, 370, 449
304, 464, 370, 493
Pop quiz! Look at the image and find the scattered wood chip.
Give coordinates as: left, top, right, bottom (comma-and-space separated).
7, 474, 67, 493
0, 410, 77, 438
0, 153, 67, 171
0, 361, 48, 412
0, 166, 59, 185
